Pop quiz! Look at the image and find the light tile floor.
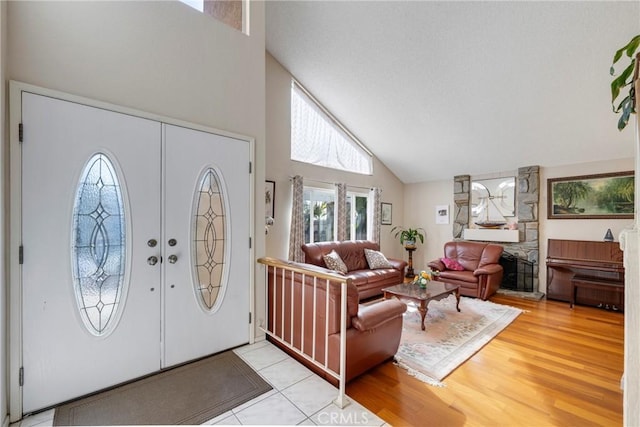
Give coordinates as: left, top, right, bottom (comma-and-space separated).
14, 340, 387, 426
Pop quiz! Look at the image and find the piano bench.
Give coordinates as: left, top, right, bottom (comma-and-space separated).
570, 275, 624, 310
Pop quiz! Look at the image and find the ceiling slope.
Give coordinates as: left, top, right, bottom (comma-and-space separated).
266, 1, 640, 183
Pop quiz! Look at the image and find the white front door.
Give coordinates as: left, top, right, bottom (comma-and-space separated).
162, 124, 250, 367
21, 93, 162, 412
19, 92, 251, 413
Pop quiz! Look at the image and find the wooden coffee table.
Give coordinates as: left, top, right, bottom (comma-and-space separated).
382, 281, 460, 331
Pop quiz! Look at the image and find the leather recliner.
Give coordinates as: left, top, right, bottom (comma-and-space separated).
266, 261, 407, 383
428, 241, 504, 300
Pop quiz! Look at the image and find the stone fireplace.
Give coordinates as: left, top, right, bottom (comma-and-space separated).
453, 166, 541, 295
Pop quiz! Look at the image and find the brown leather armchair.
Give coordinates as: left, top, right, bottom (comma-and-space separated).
428, 241, 504, 300
265, 259, 407, 383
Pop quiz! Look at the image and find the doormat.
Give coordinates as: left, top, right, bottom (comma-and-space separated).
53, 350, 271, 425
395, 296, 522, 386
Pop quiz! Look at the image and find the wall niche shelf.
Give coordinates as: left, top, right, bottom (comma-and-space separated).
463, 228, 519, 243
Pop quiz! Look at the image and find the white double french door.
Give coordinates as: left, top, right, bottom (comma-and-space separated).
19, 92, 251, 413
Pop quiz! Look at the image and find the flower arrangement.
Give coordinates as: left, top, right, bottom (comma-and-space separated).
413, 270, 437, 288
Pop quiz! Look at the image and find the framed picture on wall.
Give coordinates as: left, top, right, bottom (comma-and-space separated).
266, 180, 275, 219
547, 171, 634, 219
381, 202, 392, 225
435, 205, 450, 224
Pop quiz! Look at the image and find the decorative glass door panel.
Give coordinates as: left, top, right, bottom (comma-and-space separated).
193, 168, 227, 311
72, 153, 127, 336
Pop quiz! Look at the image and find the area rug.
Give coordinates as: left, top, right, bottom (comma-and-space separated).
395, 295, 523, 387
53, 350, 272, 425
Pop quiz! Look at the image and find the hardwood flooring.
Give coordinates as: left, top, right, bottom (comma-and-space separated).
346, 295, 624, 427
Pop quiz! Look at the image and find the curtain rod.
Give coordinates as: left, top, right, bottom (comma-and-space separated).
288, 176, 373, 191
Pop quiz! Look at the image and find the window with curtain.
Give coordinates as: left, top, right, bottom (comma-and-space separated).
303, 187, 335, 243
346, 192, 368, 241
291, 81, 373, 175
303, 186, 371, 243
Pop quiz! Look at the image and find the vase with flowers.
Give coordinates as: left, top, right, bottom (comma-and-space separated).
413, 270, 437, 288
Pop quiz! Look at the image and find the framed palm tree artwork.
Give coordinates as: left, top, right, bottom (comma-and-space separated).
547, 171, 634, 219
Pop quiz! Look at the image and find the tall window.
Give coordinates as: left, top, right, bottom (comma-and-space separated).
180, 0, 246, 33
303, 187, 335, 244
346, 192, 368, 241
291, 81, 373, 175
303, 186, 370, 244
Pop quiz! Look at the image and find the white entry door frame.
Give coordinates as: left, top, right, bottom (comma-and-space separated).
8, 81, 256, 421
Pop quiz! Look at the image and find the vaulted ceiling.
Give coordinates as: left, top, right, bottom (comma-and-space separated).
266, 1, 640, 183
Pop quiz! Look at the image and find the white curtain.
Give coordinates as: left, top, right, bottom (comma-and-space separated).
336, 183, 347, 241
369, 187, 382, 244
288, 176, 305, 262
291, 83, 372, 175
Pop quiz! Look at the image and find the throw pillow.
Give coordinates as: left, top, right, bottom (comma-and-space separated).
364, 248, 393, 269
441, 257, 465, 271
323, 250, 348, 274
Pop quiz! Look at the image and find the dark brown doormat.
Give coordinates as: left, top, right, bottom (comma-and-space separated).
53, 350, 271, 425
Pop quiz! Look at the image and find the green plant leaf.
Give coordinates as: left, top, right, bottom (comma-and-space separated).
613, 35, 640, 64
625, 35, 640, 57
614, 94, 631, 113
610, 61, 635, 103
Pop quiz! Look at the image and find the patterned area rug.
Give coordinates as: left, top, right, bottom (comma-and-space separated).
395, 295, 522, 386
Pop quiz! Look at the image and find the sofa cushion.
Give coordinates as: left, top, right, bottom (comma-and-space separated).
323, 250, 348, 274
441, 257, 465, 271
364, 248, 393, 269
438, 270, 477, 284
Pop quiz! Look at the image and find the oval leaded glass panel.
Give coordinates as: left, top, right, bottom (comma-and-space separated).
192, 168, 227, 311
71, 153, 127, 336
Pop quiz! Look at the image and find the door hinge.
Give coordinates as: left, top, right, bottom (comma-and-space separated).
19, 367, 24, 386
249, 162, 252, 174
19, 245, 24, 265
249, 237, 252, 249
18, 123, 23, 143
249, 312, 252, 324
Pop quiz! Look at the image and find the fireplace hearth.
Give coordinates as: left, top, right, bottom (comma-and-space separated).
499, 252, 534, 292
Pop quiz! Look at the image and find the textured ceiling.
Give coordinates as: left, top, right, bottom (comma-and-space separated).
266, 1, 640, 183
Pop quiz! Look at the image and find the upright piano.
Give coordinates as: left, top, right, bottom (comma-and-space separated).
546, 239, 625, 310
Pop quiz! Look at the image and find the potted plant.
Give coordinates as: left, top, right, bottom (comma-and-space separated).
610, 34, 640, 131
391, 226, 426, 248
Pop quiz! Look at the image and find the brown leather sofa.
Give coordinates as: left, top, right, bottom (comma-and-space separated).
428, 241, 504, 300
301, 240, 407, 300
266, 261, 407, 383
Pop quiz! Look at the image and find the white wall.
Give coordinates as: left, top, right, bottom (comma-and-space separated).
265, 52, 406, 260
0, 1, 7, 425
403, 179, 454, 271
404, 157, 635, 293
5, 0, 265, 419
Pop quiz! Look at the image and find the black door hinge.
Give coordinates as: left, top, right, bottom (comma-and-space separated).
249, 162, 252, 174
19, 123, 23, 143
19, 245, 23, 265
249, 312, 252, 324
19, 367, 24, 386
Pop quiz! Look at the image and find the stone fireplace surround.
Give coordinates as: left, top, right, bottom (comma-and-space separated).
453, 166, 541, 294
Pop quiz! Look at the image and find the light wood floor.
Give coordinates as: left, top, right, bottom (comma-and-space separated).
346, 295, 624, 427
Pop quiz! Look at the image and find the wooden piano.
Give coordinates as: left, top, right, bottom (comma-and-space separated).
546, 239, 625, 311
